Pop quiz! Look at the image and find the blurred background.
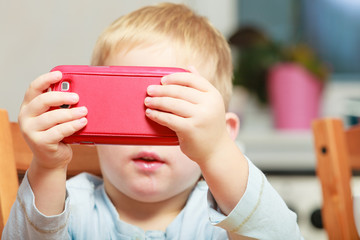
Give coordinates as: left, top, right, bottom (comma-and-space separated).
1, 0, 360, 239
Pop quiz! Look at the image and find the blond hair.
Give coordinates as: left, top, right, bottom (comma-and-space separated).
91, 3, 233, 109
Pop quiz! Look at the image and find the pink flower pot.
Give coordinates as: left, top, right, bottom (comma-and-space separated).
268, 63, 324, 130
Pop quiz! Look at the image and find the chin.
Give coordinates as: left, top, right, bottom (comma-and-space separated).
128, 189, 172, 203
130, 180, 195, 204
129, 182, 168, 200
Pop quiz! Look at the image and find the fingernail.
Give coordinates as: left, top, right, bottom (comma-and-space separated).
145, 108, 152, 115
77, 106, 87, 114
52, 71, 62, 79
161, 76, 167, 85
147, 85, 155, 94
144, 97, 151, 105
78, 117, 87, 125
70, 93, 79, 102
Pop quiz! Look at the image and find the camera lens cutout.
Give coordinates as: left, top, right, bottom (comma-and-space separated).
60, 104, 70, 109
61, 81, 70, 91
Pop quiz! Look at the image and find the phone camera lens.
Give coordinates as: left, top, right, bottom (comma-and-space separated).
61, 81, 70, 91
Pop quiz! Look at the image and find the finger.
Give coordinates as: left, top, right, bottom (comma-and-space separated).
24, 91, 79, 117
23, 71, 63, 105
43, 117, 88, 144
147, 84, 201, 104
144, 97, 194, 118
33, 106, 88, 131
161, 71, 212, 92
145, 108, 188, 132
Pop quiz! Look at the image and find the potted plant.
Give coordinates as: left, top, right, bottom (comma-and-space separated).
229, 26, 329, 130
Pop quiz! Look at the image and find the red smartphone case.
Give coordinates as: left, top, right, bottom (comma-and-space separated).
50, 65, 187, 145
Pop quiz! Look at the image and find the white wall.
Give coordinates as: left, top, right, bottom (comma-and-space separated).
0, 0, 238, 121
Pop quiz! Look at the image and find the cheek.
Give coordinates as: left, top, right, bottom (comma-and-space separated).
171, 152, 202, 181
97, 145, 132, 174
163, 146, 201, 174
97, 145, 133, 160
171, 159, 202, 194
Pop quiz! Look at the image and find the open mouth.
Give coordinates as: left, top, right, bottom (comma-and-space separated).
137, 156, 158, 161
132, 151, 165, 170
133, 152, 163, 162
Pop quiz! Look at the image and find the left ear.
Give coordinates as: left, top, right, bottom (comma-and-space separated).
225, 112, 240, 141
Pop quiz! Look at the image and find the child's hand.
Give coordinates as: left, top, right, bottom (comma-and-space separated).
18, 71, 88, 170
145, 67, 229, 164
145, 67, 248, 215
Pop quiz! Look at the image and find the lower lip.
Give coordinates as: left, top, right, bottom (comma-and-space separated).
133, 160, 164, 171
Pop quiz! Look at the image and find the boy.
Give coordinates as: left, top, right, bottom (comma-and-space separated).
3, 3, 303, 239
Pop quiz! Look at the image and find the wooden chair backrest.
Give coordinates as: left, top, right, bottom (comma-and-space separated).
312, 118, 360, 240
0, 108, 100, 236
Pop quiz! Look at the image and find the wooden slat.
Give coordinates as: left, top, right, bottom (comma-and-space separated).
346, 125, 360, 169
9, 123, 32, 173
312, 118, 360, 240
69, 145, 100, 177
0, 110, 19, 232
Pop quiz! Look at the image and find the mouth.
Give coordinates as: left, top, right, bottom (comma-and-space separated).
132, 151, 165, 171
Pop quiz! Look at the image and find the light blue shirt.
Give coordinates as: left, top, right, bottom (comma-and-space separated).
2, 159, 304, 240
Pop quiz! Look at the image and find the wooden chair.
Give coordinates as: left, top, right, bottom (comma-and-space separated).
0, 108, 101, 237
312, 118, 360, 240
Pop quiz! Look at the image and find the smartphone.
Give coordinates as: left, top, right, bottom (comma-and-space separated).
50, 65, 187, 145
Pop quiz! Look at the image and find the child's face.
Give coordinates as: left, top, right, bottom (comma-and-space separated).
97, 42, 202, 203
